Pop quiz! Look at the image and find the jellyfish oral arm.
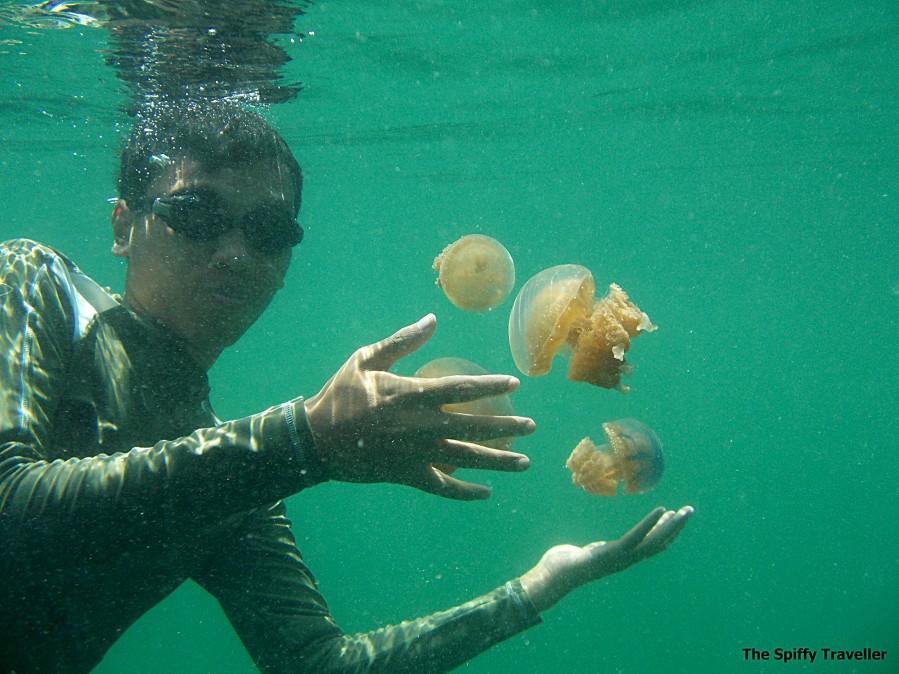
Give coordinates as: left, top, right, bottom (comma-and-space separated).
518, 506, 694, 613
566, 438, 620, 495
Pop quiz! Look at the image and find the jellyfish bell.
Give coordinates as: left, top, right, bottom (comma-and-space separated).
433, 234, 515, 312
508, 264, 594, 377
566, 418, 664, 496
602, 418, 665, 494
414, 358, 516, 446
414, 357, 517, 474
508, 264, 656, 393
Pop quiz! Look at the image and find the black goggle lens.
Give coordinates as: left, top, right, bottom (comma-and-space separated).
151, 191, 303, 254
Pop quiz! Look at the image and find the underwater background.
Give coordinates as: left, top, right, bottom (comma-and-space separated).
1, 0, 896, 672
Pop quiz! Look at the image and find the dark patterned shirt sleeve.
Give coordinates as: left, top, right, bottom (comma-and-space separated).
0, 239, 541, 673
0, 239, 323, 536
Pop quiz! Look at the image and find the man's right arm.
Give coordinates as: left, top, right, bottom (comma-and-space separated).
1, 240, 535, 542
0, 239, 324, 543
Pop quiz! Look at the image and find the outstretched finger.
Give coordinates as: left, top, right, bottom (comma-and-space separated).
637, 506, 694, 557
617, 507, 667, 551
430, 439, 531, 473
401, 466, 492, 501
437, 411, 536, 442
360, 314, 437, 371
414, 374, 521, 406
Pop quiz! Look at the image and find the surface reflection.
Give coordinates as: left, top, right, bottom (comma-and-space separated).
8, 0, 308, 108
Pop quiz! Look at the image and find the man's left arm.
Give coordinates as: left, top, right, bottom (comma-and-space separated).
195, 502, 540, 674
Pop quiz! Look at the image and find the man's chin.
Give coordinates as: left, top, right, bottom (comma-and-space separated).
184, 312, 259, 353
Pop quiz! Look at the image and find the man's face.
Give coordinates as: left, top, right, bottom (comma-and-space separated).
114, 157, 296, 367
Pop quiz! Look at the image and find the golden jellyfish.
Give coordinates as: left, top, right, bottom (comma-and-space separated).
433, 234, 515, 312
566, 419, 665, 496
415, 357, 516, 475
414, 357, 516, 452
508, 264, 656, 393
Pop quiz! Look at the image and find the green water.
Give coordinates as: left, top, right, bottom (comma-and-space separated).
2, 1, 897, 672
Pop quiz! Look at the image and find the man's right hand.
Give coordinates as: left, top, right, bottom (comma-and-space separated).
303, 314, 536, 500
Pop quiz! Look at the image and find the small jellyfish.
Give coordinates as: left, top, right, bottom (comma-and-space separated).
414, 357, 516, 452
508, 264, 656, 393
433, 234, 515, 312
566, 418, 664, 496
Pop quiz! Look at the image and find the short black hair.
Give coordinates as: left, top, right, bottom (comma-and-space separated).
119, 102, 303, 216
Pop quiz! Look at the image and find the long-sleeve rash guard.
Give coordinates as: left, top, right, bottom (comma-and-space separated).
0, 239, 540, 674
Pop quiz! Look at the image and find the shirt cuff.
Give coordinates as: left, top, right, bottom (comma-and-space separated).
282, 398, 328, 488
504, 578, 542, 624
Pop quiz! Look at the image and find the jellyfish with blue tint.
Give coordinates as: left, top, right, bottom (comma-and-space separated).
566, 419, 664, 496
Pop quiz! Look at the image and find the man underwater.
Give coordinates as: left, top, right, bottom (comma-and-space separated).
0, 102, 691, 673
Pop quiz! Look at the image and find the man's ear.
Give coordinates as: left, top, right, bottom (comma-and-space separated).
111, 199, 134, 258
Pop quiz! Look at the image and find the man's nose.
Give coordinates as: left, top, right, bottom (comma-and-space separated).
211, 227, 252, 263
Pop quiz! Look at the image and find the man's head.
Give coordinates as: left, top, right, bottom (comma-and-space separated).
118, 102, 303, 217
112, 102, 304, 369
